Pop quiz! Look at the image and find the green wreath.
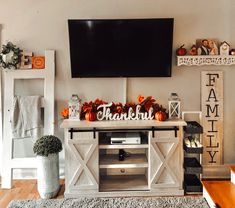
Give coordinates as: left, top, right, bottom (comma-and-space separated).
0, 42, 21, 69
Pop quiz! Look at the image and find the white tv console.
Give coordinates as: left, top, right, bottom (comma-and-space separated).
61, 119, 187, 197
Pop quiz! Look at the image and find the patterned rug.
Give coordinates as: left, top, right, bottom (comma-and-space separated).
7, 196, 209, 208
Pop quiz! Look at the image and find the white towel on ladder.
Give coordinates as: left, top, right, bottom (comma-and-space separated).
12, 95, 42, 139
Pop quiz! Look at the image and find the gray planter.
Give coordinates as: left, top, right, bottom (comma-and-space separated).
37, 153, 60, 199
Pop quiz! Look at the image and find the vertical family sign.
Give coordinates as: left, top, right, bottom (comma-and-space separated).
201, 71, 223, 165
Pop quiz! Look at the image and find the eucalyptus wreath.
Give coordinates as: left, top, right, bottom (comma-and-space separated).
0, 42, 21, 69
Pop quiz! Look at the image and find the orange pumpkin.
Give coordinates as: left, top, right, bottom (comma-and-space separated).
85, 112, 96, 121
155, 111, 167, 121
60, 107, 69, 119
137, 95, 145, 104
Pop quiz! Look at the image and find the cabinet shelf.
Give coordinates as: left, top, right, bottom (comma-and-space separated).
177, 55, 235, 66
100, 175, 148, 192
183, 142, 203, 154
184, 157, 202, 174
99, 154, 148, 169
99, 144, 149, 149
184, 121, 203, 134
184, 174, 202, 193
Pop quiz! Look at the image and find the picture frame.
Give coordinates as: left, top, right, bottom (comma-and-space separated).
32, 56, 45, 69
196, 39, 219, 55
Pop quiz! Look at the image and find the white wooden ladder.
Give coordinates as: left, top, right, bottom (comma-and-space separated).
1, 50, 55, 188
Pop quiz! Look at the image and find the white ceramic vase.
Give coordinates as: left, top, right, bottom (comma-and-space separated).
37, 153, 60, 199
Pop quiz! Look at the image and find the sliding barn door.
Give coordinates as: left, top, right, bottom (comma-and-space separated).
65, 131, 99, 195
149, 130, 183, 192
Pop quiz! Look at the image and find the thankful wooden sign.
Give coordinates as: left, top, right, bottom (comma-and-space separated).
96, 103, 154, 121
201, 71, 223, 165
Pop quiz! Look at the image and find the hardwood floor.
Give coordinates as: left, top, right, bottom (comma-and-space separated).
5, 179, 235, 208
202, 180, 235, 208
0, 179, 65, 208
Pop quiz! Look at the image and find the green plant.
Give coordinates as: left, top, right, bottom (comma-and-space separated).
33, 135, 62, 157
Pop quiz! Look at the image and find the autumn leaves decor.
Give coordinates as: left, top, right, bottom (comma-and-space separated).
61, 95, 167, 122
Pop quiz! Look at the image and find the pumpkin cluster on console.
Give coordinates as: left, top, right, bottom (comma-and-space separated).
61, 95, 168, 122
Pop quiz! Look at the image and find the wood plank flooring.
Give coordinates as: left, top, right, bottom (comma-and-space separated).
230, 166, 235, 173
3, 179, 235, 208
202, 180, 235, 208
0, 179, 65, 208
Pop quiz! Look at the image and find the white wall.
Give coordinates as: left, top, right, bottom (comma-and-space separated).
0, 0, 235, 178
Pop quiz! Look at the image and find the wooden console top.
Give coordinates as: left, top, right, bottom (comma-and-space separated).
61, 118, 187, 129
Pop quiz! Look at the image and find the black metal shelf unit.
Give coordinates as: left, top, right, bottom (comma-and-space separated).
183, 121, 203, 194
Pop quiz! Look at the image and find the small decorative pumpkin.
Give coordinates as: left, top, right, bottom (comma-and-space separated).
176, 44, 187, 56
189, 44, 198, 55
155, 111, 167, 121
60, 107, 69, 119
85, 112, 96, 121
137, 95, 145, 104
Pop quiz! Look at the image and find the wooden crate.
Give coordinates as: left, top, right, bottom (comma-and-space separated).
184, 121, 203, 134
184, 157, 202, 174
184, 174, 202, 193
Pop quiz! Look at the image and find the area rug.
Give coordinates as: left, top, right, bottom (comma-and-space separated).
7, 196, 209, 208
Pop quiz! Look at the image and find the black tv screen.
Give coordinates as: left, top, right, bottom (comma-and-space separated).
68, 18, 174, 77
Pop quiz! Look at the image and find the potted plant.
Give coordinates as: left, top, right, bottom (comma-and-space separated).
33, 135, 62, 199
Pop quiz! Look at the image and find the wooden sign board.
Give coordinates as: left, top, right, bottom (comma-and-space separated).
20, 51, 33, 69
201, 71, 223, 165
32, 56, 45, 69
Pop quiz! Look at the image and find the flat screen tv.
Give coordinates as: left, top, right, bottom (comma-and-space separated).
68, 18, 174, 78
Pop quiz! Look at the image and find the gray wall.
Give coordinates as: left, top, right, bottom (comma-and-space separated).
0, 0, 235, 178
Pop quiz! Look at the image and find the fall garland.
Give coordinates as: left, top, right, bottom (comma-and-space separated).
61, 95, 167, 121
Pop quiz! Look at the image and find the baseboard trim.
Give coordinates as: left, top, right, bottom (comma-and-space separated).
202, 164, 231, 179
12, 166, 65, 180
